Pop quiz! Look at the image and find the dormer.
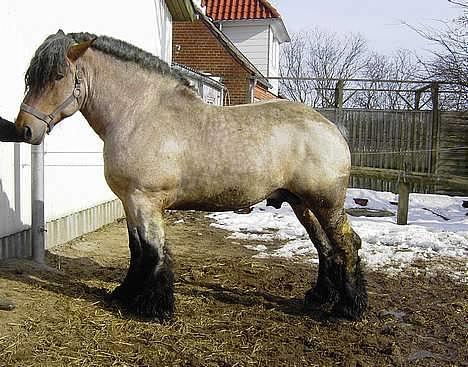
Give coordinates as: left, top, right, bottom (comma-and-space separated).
201, 0, 290, 95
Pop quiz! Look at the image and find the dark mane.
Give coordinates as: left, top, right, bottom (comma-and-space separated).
25, 31, 74, 96
25, 31, 191, 96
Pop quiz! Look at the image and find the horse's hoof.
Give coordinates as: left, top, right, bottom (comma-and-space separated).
132, 287, 175, 322
110, 285, 124, 302
304, 287, 335, 313
304, 288, 323, 309
108, 283, 135, 307
111, 269, 175, 322
304, 263, 368, 320
331, 269, 368, 320
110, 285, 174, 322
304, 274, 340, 310
331, 296, 367, 321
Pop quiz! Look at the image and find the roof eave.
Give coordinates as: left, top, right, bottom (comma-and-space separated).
272, 18, 290, 43
165, 0, 197, 21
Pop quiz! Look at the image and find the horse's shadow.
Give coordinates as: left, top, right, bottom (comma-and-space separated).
0, 252, 329, 321
0, 253, 116, 304
179, 280, 307, 315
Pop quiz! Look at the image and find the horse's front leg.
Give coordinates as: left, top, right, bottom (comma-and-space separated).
112, 192, 174, 322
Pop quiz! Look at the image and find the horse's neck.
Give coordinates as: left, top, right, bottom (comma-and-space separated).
80, 52, 187, 140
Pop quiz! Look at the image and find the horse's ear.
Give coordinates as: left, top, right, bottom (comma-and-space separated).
67, 38, 97, 62
57, 29, 65, 36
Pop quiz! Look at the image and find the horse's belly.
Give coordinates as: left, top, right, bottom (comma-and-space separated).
168, 200, 261, 212
169, 183, 274, 211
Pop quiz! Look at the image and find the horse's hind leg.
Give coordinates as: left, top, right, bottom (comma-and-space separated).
111, 192, 174, 321
290, 203, 338, 306
311, 205, 367, 320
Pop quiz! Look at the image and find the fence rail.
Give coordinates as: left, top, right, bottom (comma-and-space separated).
350, 166, 467, 224
350, 166, 468, 192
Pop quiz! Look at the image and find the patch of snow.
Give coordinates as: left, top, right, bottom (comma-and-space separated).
208, 189, 468, 280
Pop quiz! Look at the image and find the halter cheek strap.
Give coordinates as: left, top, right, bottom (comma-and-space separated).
20, 64, 83, 133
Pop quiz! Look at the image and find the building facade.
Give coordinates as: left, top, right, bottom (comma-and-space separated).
173, 10, 273, 105
0, 0, 194, 259
201, 0, 290, 96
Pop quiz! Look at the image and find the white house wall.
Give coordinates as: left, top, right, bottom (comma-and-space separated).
221, 21, 282, 95
0, 0, 172, 241
0, 143, 29, 237
220, 23, 270, 77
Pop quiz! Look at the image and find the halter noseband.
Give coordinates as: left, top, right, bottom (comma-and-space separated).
20, 63, 83, 133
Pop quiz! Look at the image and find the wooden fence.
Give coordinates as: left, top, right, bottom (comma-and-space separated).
318, 108, 468, 195
436, 111, 468, 194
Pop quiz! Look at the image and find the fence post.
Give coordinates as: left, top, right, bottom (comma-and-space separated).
430, 82, 440, 179
397, 182, 410, 225
414, 90, 422, 110
31, 142, 45, 263
334, 79, 344, 109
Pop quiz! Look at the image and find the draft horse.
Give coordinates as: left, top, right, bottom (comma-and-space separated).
15, 31, 367, 321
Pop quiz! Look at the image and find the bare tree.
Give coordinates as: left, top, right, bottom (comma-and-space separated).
352, 52, 391, 109
408, 0, 468, 109
352, 50, 421, 109
419, 0, 467, 84
279, 29, 367, 107
279, 33, 316, 104
307, 29, 367, 107
280, 14, 466, 111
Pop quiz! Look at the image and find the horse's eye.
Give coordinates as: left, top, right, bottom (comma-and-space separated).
55, 74, 64, 81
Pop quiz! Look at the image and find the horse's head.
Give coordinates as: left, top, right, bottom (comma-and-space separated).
16, 30, 95, 144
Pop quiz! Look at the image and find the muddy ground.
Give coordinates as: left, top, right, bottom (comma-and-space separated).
0, 211, 467, 366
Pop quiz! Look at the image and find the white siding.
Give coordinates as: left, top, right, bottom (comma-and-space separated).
0, 0, 173, 239
221, 24, 270, 77
221, 21, 282, 95
154, 0, 173, 63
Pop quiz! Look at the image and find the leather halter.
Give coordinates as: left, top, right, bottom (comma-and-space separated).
20, 63, 83, 133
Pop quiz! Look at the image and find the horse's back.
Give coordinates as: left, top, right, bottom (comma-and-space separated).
214, 100, 346, 146
209, 99, 350, 167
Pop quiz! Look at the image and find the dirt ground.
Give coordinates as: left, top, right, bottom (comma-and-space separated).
0, 211, 467, 367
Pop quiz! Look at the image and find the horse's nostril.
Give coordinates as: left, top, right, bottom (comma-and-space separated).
23, 126, 32, 141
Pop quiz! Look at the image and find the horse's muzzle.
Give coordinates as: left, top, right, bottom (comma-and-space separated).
23, 125, 32, 142
20, 123, 46, 145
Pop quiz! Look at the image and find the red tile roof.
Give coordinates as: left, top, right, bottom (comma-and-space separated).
201, 0, 281, 21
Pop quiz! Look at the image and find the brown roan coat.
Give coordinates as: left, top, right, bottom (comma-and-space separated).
15, 34, 367, 321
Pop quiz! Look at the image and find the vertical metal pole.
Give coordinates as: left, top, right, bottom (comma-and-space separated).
31, 142, 45, 263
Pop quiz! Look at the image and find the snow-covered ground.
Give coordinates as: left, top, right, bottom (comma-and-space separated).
208, 189, 468, 281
